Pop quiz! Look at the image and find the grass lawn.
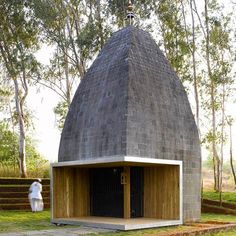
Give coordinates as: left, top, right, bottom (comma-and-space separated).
1, 210, 236, 235
203, 191, 236, 203
0, 210, 74, 233
201, 213, 236, 222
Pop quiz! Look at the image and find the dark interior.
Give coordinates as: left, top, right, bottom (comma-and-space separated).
90, 167, 124, 217
90, 167, 144, 218
131, 167, 144, 218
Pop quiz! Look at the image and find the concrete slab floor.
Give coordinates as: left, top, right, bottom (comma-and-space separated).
52, 217, 182, 230
0, 226, 114, 236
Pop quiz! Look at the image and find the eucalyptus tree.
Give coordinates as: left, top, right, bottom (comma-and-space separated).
227, 117, 236, 186
188, 0, 201, 129
107, 0, 157, 28
155, 0, 191, 84
0, 0, 40, 177
33, 0, 112, 129
202, 0, 234, 191
33, 0, 160, 129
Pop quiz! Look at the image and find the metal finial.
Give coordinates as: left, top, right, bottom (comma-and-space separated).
126, 0, 134, 25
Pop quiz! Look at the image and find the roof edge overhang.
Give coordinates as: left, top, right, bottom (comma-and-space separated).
51, 156, 182, 168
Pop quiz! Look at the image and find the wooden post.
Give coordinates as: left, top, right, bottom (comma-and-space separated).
123, 166, 130, 219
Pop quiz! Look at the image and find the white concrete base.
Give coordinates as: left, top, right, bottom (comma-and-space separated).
52, 217, 182, 231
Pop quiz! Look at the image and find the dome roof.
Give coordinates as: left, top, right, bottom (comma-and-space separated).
58, 26, 200, 164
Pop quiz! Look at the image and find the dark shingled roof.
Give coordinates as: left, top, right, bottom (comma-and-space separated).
58, 26, 201, 222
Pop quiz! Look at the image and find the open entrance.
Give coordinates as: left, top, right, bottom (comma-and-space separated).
90, 167, 144, 218
51, 157, 182, 230
90, 167, 123, 217
131, 167, 144, 218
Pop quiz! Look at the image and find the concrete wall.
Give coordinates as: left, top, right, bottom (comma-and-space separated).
58, 26, 201, 222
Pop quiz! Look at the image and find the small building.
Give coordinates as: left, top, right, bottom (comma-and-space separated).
51, 26, 201, 230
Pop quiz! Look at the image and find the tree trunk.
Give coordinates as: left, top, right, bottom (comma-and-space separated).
64, 49, 71, 106
190, 0, 200, 130
96, 0, 104, 49
13, 78, 27, 178
204, 0, 220, 191
219, 83, 225, 205
229, 122, 236, 186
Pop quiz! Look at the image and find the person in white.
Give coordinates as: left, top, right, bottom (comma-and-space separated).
28, 178, 44, 212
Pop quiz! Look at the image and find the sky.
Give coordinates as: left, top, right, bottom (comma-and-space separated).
28, 87, 60, 163
31, 47, 61, 163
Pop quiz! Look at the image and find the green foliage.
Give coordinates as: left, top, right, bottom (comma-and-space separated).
155, 0, 191, 84
53, 101, 68, 130
0, 122, 18, 167
0, 122, 49, 177
0, 0, 40, 77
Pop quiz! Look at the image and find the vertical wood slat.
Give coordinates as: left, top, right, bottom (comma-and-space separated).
53, 167, 75, 218
53, 167, 89, 219
52, 167, 58, 218
73, 168, 90, 217
144, 165, 180, 220
65, 168, 74, 217
123, 166, 130, 219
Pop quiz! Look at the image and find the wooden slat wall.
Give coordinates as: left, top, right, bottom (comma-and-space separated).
144, 166, 179, 220
53, 167, 74, 218
52, 167, 90, 218
73, 168, 90, 217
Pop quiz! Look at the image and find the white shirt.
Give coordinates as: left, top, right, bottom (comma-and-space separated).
29, 181, 43, 199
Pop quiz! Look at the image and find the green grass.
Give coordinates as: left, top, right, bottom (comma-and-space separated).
1, 211, 236, 235
201, 213, 236, 222
203, 191, 236, 203
0, 210, 74, 233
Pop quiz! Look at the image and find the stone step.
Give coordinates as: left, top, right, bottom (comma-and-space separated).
0, 191, 50, 198
0, 197, 50, 204
0, 185, 50, 192
0, 178, 50, 185
0, 203, 50, 210
202, 198, 236, 210
202, 203, 236, 215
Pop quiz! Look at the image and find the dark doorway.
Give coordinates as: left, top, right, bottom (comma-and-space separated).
131, 167, 144, 218
90, 167, 123, 217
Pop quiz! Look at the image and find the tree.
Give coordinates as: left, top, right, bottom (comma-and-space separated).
0, 1, 40, 177
202, 0, 234, 191
33, 0, 159, 129
189, 0, 200, 129
155, 0, 192, 86
33, 0, 112, 129
0, 121, 48, 177
0, 122, 19, 172
227, 118, 236, 187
